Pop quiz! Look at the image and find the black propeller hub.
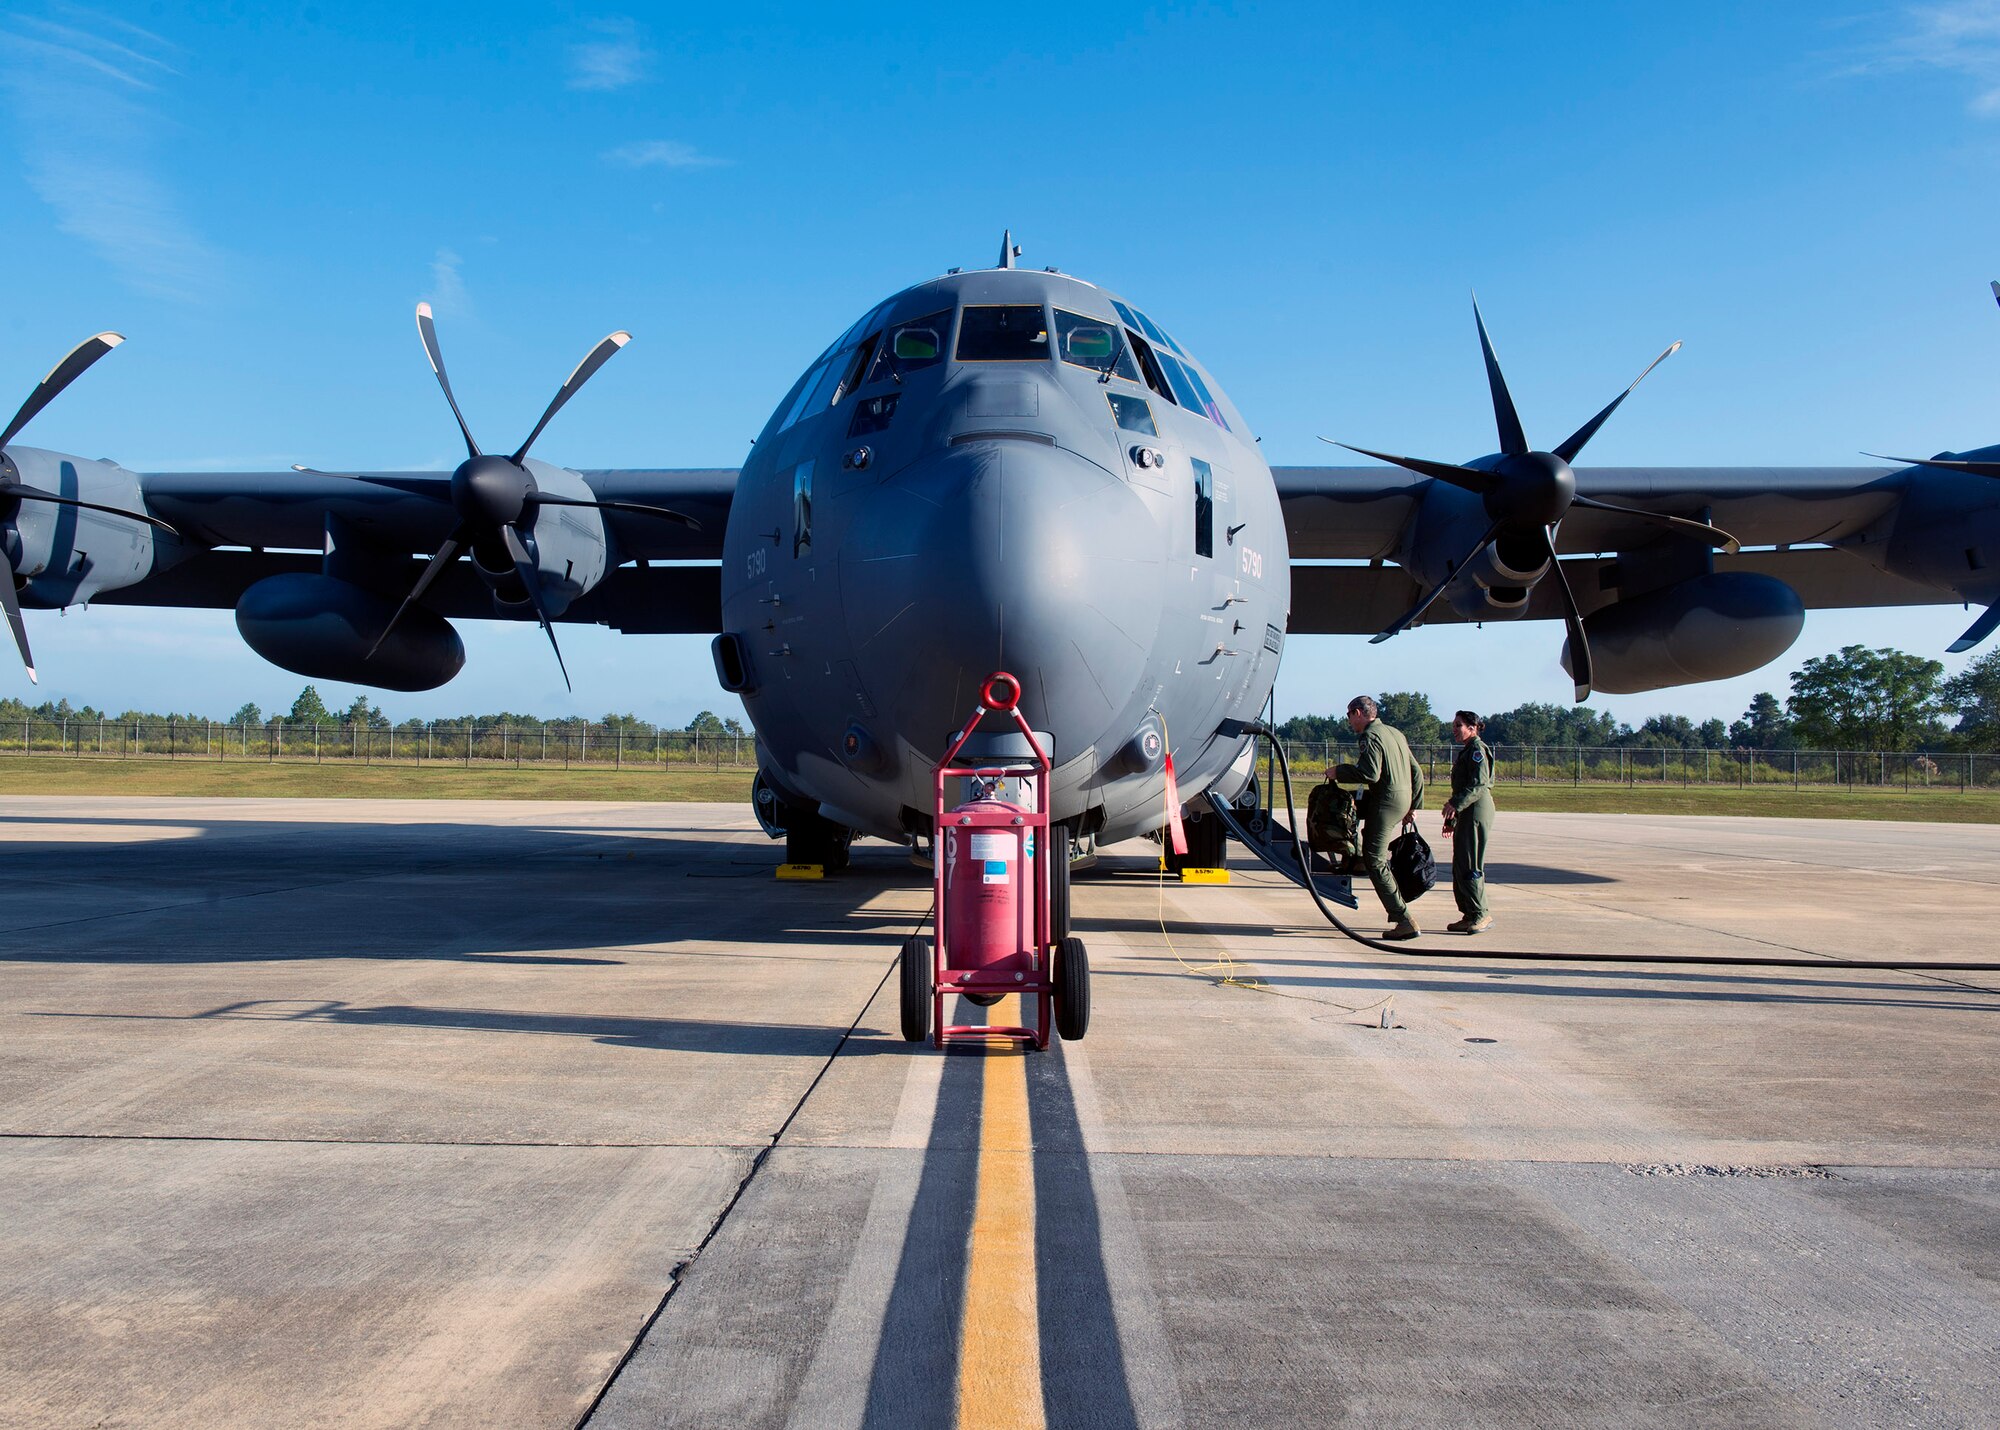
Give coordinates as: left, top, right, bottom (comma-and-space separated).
452, 454, 534, 529
1487, 450, 1576, 528
1325, 297, 1726, 704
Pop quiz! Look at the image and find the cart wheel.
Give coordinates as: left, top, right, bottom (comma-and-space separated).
963, 992, 1002, 1008
1049, 826, 1072, 942
900, 936, 932, 1043
1055, 935, 1090, 1041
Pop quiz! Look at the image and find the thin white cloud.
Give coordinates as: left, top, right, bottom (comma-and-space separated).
0, 8, 219, 301
1848, 3, 2000, 115
568, 17, 651, 92
16, 14, 177, 78
426, 248, 471, 317
603, 139, 728, 170
52, 2, 182, 57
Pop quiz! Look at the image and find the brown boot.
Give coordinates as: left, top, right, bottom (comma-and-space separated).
1382, 919, 1420, 942
1462, 913, 1492, 934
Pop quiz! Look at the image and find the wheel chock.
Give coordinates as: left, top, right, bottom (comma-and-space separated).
776, 863, 825, 880
1180, 867, 1230, 884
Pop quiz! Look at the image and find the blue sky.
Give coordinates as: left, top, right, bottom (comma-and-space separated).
4, 1, 2000, 726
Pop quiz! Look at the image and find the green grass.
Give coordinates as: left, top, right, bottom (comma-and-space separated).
0, 757, 1996, 821
0, 758, 758, 801
1474, 782, 2000, 823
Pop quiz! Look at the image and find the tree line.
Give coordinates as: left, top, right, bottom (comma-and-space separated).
1277, 645, 2000, 753
9, 643, 1998, 753
0, 685, 748, 739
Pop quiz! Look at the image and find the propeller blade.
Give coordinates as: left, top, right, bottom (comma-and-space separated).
415, 302, 481, 460
0, 545, 33, 683
1370, 520, 1504, 644
1321, 440, 1498, 496
1566, 494, 1739, 552
1949, 601, 2000, 654
510, 331, 632, 465
367, 527, 465, 660
526, 491, 700, 529
1, 483, 179, 537
1862, 452, 2000, 480
1471, 296, 1528, 457
500, 523, 570, 692
1552, 341, 1681, 464
0, 333, 124, 452
1543, 526, 1593, 702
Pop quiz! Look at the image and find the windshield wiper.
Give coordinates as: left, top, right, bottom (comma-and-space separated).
1097, 333, 1126, 384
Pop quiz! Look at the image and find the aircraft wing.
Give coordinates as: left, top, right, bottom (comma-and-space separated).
1278, 465, 1908, 562
1280, 462, 1995, 627
1289, 546, 1949, 634
90, 466, 737, 635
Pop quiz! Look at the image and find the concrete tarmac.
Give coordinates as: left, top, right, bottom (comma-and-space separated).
1, 797, 1996, 1427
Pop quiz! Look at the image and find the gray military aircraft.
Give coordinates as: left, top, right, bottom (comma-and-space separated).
3, 235, 1995, 870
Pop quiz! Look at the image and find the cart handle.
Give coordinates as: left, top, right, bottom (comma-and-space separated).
981, 672, 1022, 712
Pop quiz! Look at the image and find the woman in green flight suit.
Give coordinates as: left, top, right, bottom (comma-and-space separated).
1442, 710, 1495, 933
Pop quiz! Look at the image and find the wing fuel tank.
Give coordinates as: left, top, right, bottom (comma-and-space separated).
236, 573, 465, 691
1563, 572, 1803, 694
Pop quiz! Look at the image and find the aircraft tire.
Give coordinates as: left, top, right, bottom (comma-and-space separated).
785, 806, 852, 871
1055, 935, 1090, 1041
900, 936, 932, 1043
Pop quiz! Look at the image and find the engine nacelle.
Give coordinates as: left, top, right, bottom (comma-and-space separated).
472, 457, 610, 618
2, 446, 159, 607
1434, 529, 1551, 623
236, 573, 465, 691
1563, 572, 1804, 694
1460, 530, 1551, 590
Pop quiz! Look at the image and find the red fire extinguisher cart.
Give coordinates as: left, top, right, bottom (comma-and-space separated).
900, 671, 1089, 1049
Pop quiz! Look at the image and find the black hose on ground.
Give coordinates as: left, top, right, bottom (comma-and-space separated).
1242, 725, 2000, 973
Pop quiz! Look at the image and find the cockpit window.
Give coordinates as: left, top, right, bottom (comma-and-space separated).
956, 305, 1050, 362
1157, 352, 1208, 418
1124, 329, 1177, 406
778, 356, 836, 432
832, 333, 879, 406
866, 310, 948, 384
1106, 392, 1156, 435
1054, 309, 1140, 381
848, 391, 899, 437
1112, 299, 1183, 356
1179, 360, 1230, 430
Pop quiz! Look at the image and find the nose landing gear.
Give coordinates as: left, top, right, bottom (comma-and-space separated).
754, 770, 853, 874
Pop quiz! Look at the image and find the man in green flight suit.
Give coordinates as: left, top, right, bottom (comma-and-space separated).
1442, 709, 1495, 934
1345, 695, 1425, 941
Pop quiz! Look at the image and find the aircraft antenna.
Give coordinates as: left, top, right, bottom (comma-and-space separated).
998, 230, 1020, 269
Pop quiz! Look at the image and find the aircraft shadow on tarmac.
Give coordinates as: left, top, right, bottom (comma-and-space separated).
131, 998, 897, 1056
1105, 953, 2000, 1014
0, 814, 929, 965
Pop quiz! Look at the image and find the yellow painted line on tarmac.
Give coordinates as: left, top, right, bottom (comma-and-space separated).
957, 994, 1045, 1430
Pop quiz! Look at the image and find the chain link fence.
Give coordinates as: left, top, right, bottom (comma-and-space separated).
1279, 742, 2000, 791
0, 719, 756, 769
6, 719, 1998, 789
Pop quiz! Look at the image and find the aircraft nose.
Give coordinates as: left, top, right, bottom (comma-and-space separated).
841, 439, 1165, 760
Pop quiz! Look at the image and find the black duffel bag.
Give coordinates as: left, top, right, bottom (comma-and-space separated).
1388, 825, 1437, 902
